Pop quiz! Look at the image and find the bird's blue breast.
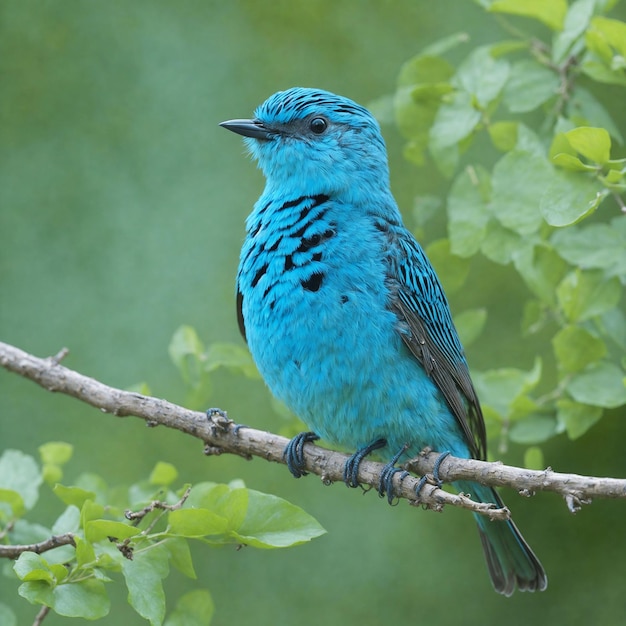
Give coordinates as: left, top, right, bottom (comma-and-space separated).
237, 194, 469, 460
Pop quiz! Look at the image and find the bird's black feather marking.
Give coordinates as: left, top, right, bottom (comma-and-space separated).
236, 288, 246, 343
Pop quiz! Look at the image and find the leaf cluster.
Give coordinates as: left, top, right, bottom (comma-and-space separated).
391, 0, 626, 465
0, 445, 324, 624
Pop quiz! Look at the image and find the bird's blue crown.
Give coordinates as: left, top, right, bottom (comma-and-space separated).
254, 87, 374, 127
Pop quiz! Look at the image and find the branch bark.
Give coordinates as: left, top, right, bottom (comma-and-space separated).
0, 533, 76, 559
1, 341, 625, 519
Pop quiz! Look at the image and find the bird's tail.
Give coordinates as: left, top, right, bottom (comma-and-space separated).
457, 481, 547, 596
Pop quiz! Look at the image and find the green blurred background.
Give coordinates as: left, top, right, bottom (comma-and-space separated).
2, 2, 626, 624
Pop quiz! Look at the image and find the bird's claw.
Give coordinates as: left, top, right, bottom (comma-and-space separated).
283, 432, 319, 478
414, 451, 451, 498
206, 408, 247, 435
377, 443, 410, 504
342, 438, 387, 488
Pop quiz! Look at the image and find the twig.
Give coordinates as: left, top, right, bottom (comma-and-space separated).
125, 486, 192, 533
0, 533, 76, 559
1, 341, 626, 518
33, 605, 50, 626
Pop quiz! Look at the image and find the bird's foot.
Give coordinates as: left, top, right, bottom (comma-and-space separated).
343, 438, 387, 488
206, 408, 247, 435
378, 443, 410, 504
283, 432, 319, 478
414, 450, 451, 498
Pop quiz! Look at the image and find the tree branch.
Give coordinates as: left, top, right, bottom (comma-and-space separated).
1, 341, 625, 519
0, 533, 76, 559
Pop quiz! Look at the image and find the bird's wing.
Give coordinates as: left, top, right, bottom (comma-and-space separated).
389, 233, 486, 460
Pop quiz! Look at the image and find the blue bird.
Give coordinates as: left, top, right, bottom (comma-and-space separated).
220, 87, 547, 595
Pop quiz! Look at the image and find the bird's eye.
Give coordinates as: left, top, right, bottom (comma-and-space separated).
309, 117, 328, 134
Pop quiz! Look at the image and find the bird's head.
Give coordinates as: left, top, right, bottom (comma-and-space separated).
220, 87, 391, 200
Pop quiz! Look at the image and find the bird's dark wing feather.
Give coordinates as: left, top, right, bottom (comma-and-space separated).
236, 287, 247, 343
389, 233, 486, 460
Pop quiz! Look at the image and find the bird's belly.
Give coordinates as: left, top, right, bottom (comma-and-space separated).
244, 278, 468, 461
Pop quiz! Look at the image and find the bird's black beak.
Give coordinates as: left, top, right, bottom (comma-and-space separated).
219, 118, 273, 140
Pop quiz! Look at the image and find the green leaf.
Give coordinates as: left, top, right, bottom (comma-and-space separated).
503, 60, 560, 113
512, 245, 568, 306
186, 483, 249, 530
454, 309, 487, 347
413, 194, 441, 226
509, 415, 558, 444
42, 464, 63, 486
587, 16, 626, 59
0, 603, 17, 626
515, 124, 546, 157
165, 537, 197, 579
395, 55, 454, 150
14, 552, 57, 583
447, 166, 491, 257
80, 499, 106, 527
402, 139, 427, 167
8, 519, 53, 547
489, 39, 529, 57
521, 299, 546, 336
596, 308, 626, 350
473, 359, 542, 418
398, 54, 456, 88
480, 222, 525, 265
168, 508, 229, 537
551, 218, 626, 275
567, 362, 626, 408
412, 195, 442, 235
233, 490, 326, 549
553, 326, 607, 373
556, 399, 603, 439
567, 86, 624, 145
551, 153, 598, 172
490, 151, 552, 235
18, 579, 110, 619
53, 484, 96, 508
149, 462, 179, 487
122, 544, 169, 626
51, 505, 80, 535
581, 56, 626, 86
564, 127, 612, 164
165, 589, 214, 626
541, 170, 607, 227
39, 442, 73, 466
429, 141, 459, 179
0, 450, 42, 510
75, 535, 96, 569
455, 46, 510, 107
487, 0, 567, 30
169, 325, 205, 388
425, 239, 470, 294
556, 269, 622, 322
552, 0, 595, 64
85, 520, 141, 543
524, 446, 545, 470
488, 121, 519, 152
204, 342, 260, 379
510, 394, 540, 421
429, 91, 481, 150
0, 488, 25, 518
